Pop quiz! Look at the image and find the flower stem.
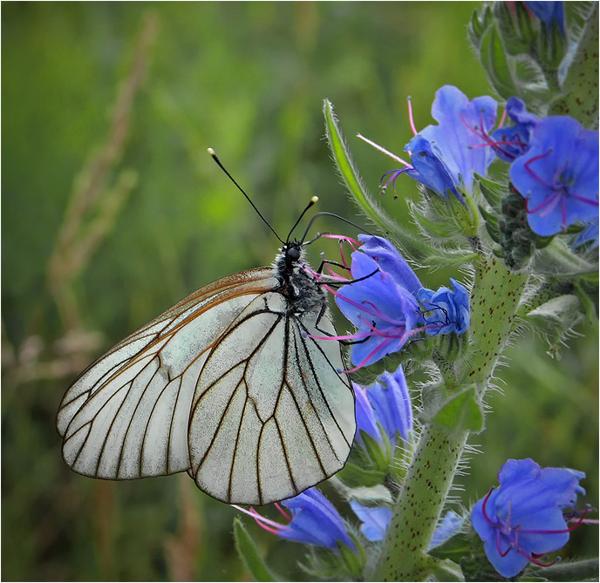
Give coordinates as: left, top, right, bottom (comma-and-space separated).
374, 254, 527, 581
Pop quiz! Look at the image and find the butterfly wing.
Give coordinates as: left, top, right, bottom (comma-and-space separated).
57, 267, 276, 480
189, 291, 356, 505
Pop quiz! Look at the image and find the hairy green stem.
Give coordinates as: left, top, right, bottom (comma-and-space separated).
374, 254, 527, 581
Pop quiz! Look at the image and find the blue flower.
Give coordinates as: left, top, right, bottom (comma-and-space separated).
328, 235, 471, 370
353, 383, 382, 445
471, 458, 586, 578
405, 85, 498, 197
353, 364, 413, 454
491, 97, 538, 162
235, 488, 354, 551
333, 235, 422, 370
510, 116, 599, 236
279, 489, 355, 549
416, 278, 470, 336
525, 1, 565, 33
351, 502, 464, 550
364, 365, 413, 444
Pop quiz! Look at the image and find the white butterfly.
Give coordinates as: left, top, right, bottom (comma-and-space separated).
56, 151, 356, 505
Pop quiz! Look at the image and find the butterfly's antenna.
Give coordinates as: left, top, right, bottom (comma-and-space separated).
300, 211, 373, 244
286, 195, 319, 243
207, 148, 284, 244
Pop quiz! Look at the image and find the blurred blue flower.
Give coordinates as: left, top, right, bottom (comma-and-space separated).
349, 501, 392, 542
510, 116, 599, 236
404, 85, 498, 197
573, 216, 599, 250
332, 235, 422, 371
429, 510, 465, 550
416, 278, 470, 336
471, 458, 586, 578
491, 97, 538, 162
351, 502, 464, 550
525, 1, 565, 33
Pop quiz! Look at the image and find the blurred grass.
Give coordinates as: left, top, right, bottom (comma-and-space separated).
2, 3, 597, 581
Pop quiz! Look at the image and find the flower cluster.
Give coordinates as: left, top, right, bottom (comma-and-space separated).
471, 458, 587, 578
319, 234, 470, 372
361, 84, 599, 248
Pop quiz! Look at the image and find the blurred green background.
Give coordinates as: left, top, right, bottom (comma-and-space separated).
2, 2, 597, 581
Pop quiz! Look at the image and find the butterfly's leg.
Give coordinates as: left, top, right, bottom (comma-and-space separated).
319, 268, 379, 288
315, 259, 351, 275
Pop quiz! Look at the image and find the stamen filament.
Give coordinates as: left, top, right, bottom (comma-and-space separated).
407, 96, 418, 136
356, 133, 413, 169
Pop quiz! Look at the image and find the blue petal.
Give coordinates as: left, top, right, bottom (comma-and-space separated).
429, 510, 465, 550
353, 383, 382, 443
367, 365, 413, 442
350, 501, 392, 542
483, 536, 530, 578
281, 488, 353, 549
525, 1, 565, 32
358, 234, 422, 294
405, 134, 458, 198
510, 116, 599, 236
419, 85, 498, 194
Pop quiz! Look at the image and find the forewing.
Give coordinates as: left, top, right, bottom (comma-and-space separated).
189, 294, 355, 505
57, 267, 276, 480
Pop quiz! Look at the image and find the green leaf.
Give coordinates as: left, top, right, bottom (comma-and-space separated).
322, 99, 423, 254
477, 174, 507, 209
521, 557, 599, 581
432, 385, 485, 433
550, 3, 599, 127
336, 461, 387, 488
533, 239, 597, 277
233, 517, 278, 582
429, 531, 471, 560
479, 24, 519, 99
430, 558, 465, 582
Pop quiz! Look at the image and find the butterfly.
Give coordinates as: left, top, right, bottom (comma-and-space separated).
56, 149, 357, 505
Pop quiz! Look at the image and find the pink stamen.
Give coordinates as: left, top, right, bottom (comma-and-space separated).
356, 133, 413, 169
524, 150, 554, 188
310, 331, 369, 342
496, 530, 512, 557
340, 246, 349, 269
231, 505, 285, 533
526, 191, 560, 215
481, 488, 496, 525
327, 286, 410, 327
275, 502, 291, 521
524, 552, 559, 568
498, 107, 507, 129
321, 233, 361, 248
571, 193, 599, 207
342, 338, 394, 374
407, 96, 418, 136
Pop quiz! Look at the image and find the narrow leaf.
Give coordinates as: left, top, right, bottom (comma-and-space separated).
323, 99, 423, 254
233, 517, 278, 582
432, 386, 485, 433
480, 25, 519, 99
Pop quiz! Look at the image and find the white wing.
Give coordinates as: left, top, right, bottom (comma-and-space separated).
189, 292, 356, 505
57, 268, 276, 480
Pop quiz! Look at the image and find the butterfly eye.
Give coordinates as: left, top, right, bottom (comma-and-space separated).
287, 247, 301, 261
